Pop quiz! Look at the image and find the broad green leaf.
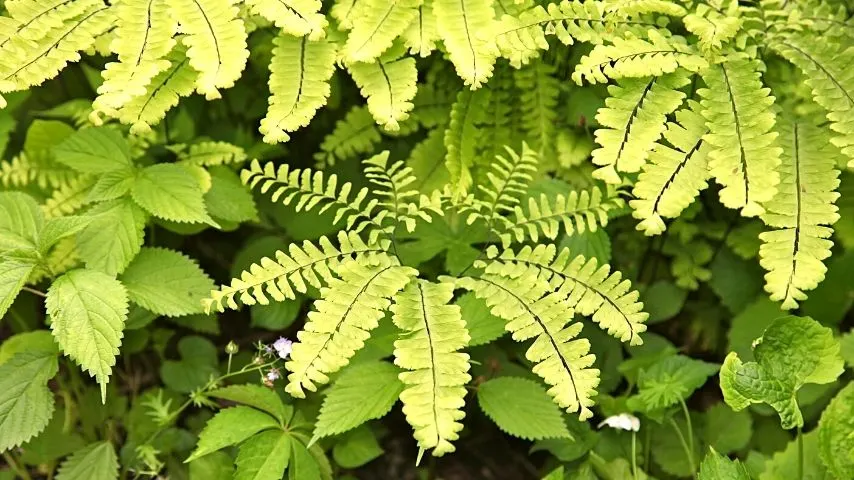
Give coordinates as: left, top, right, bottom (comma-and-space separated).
818, 383, 854, 479
631, 354, 718, 411
698, 448, 751, 480
47, 269, 129, 401
650, 414, 703, 477
0, 191, 43, 250
53, 127, 132, 173
720, 316, 844, 429
289, 439, 321, 480
167, 313, 220, 334
456, 292, 506, 346
708, 247, 763, 313
641, 281, 687, 324
131, 163, 215, 225
727, 297, 785, 361
19, 407, 86, 465
185, 406, 280, 462
120, 247, 214, 316
160, 336, 219, 393
477, 377, 572, 441
87, 169, 137, 203
208, 384, 292, 426
0, 259, 36, 320
839, 331, 854, 368
77, 199, 146, 275
0, 330, 57, 365
703, 403, 752, 454
801, 250, 854, 326
38, 216, 92, 254
189, 451, 233, 480
760, 430, 828, 480
332, 426, 383, 469
558, 228, 611, 264
251, 298, 301, 331
313, 361, 404, 439
235, 430, 291, 480
55, 442, 119, 480
205, 166, 258, 223
0, 351, 58, 451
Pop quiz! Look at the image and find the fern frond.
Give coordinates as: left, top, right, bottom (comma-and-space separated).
500, 186, 624, 247
630, 102, 710, 235
28, 237, 80, 284
444, 88, 492, 199
343, 0, 420, 63
204, 231, 390, 312
572, 30, 707, 85
698, 57, 782, 216
42, 175, 95, 218
463, 143, 538, 231
244, 0, 327, 39
174, 141, 247, 166
591, 70, 689, 184
0, 0, 102, 48
285, 256, 417, 397
171, 0, 248, 99
314, 105, 382, 167
683, 1, 741, 53
514, 61, 559, 163
348, 48, 418, 132
0, 152, 76, 189
402, 1, 439, 57
759, 119, 841, 309
601, 0, 686, 18
330, 0, 361, 30
434, 0, 498, 88
391, 279, 470, 457
91, 0, 177, 122
261, 33, 337, 144
456, 272, 599, 420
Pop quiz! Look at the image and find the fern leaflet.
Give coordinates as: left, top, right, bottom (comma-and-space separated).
244, 0, 327, 39
434, 0, 498, 88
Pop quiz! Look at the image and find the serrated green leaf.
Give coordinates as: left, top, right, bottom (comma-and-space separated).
47, 269, 129, 401
631, 355, 718, 411
87, 170, 136, 203
817, 383, 854, 479
703, 403, 752, 454
477, 377, 571, 441
456, 292, 506, 346
131, 163, 215, 225
38, 216, 92, 254
120, 247, 214, 316
53, 127, 132, 173
208, 384, 292, 426
55, 442, 118, 480
205, 166, 258, 223
313, 361, 404, 440
19, 406, 86, 465
0, 192, 43, 251
0, 351, 58, 451
698, 448, 751, 480
332, 426, 383, 469
77, 198, 146, 275
0, 330, 57, 366
289, 439, 321, 480
760, 429, 828, 480
186, 406, 280, 462
720, 316, 844, 429
235, 430, 291, 480
189, 451, 233, 480
0, 259, 36, 320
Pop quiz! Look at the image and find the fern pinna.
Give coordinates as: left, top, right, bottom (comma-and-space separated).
204, 146, 645, 457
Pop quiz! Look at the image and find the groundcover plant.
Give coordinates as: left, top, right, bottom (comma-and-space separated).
1, 0, 853, 478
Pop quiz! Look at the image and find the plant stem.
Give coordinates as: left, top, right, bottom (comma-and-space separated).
669, 417, 696, 478
679, 398, 696, 467
21, 286, 46, 298
631, 431, 639, 480
3, 452, 31, 480
797, 427, 804, 480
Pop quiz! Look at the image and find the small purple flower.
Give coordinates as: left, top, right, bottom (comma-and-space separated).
273, 337, 293, 359
266, 368, 280, 382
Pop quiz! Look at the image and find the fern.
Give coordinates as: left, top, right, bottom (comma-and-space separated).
244, 0, 327, 39
343, 0, 420, 63
759, 118, 841, 309
261, 33, 337, 144
698, 57, 782, 216
314, 105, 382, 167
285, 255, 417, 397
433, 0, 498, 88
601, 0, 686, 18
391, 280, 470, 458
402, 1, 440, 57
591, 70, 689, 184
42, 175, 95, 218
174, 141, 247, 166
683, 0, 742, 53
514, 61, 559, 163
348, 47, 418, 132
444, 88, 492, 199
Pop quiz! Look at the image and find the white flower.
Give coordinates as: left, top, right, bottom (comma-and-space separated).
272, 337, 293, 359
598, 413, 640, 432
266, 369, 281, 382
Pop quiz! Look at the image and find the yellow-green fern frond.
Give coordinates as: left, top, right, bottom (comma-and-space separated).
261, 33, 337, 144
0, 152, 76, 189
771, 35, 854, 167
500, 186, 624, 247
456, 272, 599, 419
343, 0, 420, 63
244, 0, 327, 39
434, 0, 498, 88
171, 0, 248, 99
402, 1, 439, 57
204, 231, 390, 312
683, 0, 741, 53
391, 280, 470, 457
444, 88, 492, 199
314, 105, 382, 167
601, 0, 686, 18
42, 175, 95, 218
116, 46, 198, 134
349, 48, 418, 132
174, 141, 247, 166
483, 244, 648, 344
0, 0, 102, 49
698, 57, 782, 216
463, 143, 538, 232
91, 0, 177, 122
630, 102, 710, 235
28, 236, 80, 284
285, 256, 417, 397
759, 119, 841, 309
591, 70, 689, 184
514, 61, 559, 162
572, 30, 707, 85
330, 0, 360, 30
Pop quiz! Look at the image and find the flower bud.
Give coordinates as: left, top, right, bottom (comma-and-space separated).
225, 341, 239, 355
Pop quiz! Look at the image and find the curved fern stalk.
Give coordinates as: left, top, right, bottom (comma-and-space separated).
514, 61, 560, 163
444, 88, 492, 200
115, 46, 198, 134
434, 0, 498, 88
683, 1, 742, 53
402, 1, 440, 57
244, 0, 327, 39
482, 244, 648, 344
391, 280, 471, 458
91, 0, 177, 123
348, 46, 418, 132
770, 35, 854, 167
261, 33, 337, 144
285, 256, 417, 397
759, 119, 841, 310
591, 70, 689, 184
697, 57, 782, 216
203, 231, 391, 312
0, 5, 112, 99
572, 30, 707, 85
313, 105, 382, 167
456, 272, 599, 420
170, 0, 248, 100
500, 186, 624, 247
343, 0, 420, 63
630, 102, 710, 236
601, 0, 686, 18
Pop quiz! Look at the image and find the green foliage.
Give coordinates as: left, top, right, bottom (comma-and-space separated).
476, 377, 571, 441
55, 442, 118, 480
0, 351, 58, 451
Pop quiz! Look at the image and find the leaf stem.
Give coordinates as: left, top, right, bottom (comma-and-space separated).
669, 416, 696, 478
21, 286, 47, 298
797, 426, 804, 480
680, 398, 696, 468
631, 430, 639, 480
